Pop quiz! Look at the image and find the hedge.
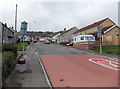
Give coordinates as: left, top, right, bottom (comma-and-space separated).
2, 44, 17, 86
2, 52, 15, 86
2, 44, 17, 60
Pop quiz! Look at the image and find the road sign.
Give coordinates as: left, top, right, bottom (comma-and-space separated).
97, 25, 102, 38
20, 21, 28, 35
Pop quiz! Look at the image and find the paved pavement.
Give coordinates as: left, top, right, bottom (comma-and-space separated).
6, 43, 49, 87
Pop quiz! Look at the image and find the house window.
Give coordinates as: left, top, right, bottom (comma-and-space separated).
116, 34, 120, 36
74, 38, 76, 41
81, 37, 84, 40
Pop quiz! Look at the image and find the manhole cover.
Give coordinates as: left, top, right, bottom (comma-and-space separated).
60, 79, 64, 81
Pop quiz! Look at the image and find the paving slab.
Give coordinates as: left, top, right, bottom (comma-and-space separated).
5, 44, 48, 87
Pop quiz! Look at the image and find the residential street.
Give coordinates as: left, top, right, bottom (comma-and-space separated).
5, 42, 118, 88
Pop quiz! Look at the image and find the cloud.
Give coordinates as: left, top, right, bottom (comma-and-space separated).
0, 1, 118, 32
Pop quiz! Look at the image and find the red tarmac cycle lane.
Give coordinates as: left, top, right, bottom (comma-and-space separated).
40, 54, 118, 87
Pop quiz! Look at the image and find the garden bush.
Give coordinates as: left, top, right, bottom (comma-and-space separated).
2, 44, 17, 60
2, 52, 15, 86
2, 44, 17, 86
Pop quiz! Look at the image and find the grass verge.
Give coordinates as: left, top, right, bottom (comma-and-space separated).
90, 46, 120, 55
15, 42, 28, 51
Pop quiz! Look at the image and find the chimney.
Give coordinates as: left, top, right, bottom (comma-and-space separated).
5, 23, 7, 27
64, 28, 66, 32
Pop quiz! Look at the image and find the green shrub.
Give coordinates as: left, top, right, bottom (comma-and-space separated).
2, 44, 17, 60
2, 44, 17, 86
15, 42, 28, 51
2, 52, 15, 86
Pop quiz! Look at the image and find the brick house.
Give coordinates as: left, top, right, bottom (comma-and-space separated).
102, 25, 120, 46
72, 18, 119, 49
72, 18, 115, 41
72, 18, 119, 44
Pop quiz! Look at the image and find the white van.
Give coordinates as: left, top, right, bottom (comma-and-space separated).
73, 35, 95, 43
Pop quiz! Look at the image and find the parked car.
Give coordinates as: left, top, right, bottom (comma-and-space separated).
39, 39, 45, 42
33, 39, 37, 43
66, 42, 73, 46
44, 40, 50, 44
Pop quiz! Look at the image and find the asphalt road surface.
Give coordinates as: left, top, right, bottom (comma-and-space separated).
34, 42, 86, 55
33, 42, 118, 88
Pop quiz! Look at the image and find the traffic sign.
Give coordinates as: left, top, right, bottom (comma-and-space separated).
20, 21, 28, 35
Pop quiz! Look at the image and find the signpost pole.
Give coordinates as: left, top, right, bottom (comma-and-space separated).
97, 25, 102, 54
23, 35, 25, 54
100, 37, 102, 54
20, 21, 28, 55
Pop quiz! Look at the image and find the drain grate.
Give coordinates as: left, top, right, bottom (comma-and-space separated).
60, 79, 64, 81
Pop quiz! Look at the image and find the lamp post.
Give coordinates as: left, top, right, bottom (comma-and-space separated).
14, 4, 18, 44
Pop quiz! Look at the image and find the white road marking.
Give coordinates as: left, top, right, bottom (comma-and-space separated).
35, 52, 53, 89
89, 58, 119, 71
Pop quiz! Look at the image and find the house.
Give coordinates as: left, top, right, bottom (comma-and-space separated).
72, 18, 119, 50
102, 25, 120, 46
52, 33, 61, 43
20, 35, 31, 42
0, 22, 14, 44
9, 27, 20, 43
0, 23, 2, 44
58, 27, 78, 43
72, 18, 119, 45
72, 18, 115, 41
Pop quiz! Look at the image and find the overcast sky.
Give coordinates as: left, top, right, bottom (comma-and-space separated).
0, 0, 119, 32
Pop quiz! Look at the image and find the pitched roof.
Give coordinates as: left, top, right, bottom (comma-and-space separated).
87, 25, 114, 35
104, 25, 119, 33
62, 27, 77, 35
73, 18, 109, 34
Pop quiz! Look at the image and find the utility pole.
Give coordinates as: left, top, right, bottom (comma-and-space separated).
14, 4, 17, 44
15, 4, 17, 31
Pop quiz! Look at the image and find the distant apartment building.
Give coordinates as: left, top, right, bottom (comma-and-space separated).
0, 22, 14, 44
58, 27, 78, 43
